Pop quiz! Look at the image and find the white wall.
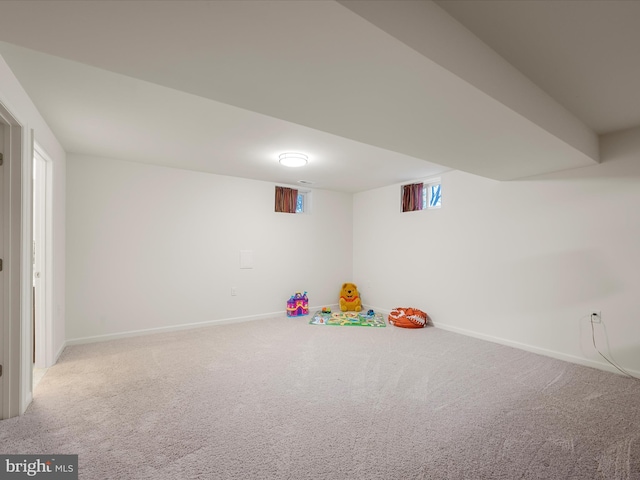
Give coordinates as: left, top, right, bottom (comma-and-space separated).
0, 54, 66, 361
66, 155, 353, 342
354, 127, 640, 374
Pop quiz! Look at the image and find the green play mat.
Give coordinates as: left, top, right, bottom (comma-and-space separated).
309, 310, 386, 327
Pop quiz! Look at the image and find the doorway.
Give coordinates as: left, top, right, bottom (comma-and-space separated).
32, 143, 53, 378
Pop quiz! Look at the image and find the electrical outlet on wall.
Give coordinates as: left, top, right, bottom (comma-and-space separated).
590, 310, 601, 323
231, 287, 237, 296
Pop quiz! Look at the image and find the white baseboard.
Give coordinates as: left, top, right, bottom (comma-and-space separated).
53, 342, 66, 364
65, 304, 336, 347
432, 321, 640, 378
65, 310, 283, 346
366, 304, 639, 378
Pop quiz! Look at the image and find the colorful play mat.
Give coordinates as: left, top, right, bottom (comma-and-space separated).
309, 310, 386, 327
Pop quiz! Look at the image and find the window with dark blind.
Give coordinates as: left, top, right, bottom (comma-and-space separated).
275, 186, 298, 213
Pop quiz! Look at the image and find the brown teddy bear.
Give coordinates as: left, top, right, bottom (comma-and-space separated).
339, 282, 362, 312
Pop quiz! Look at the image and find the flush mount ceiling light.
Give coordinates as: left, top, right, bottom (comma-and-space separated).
279, 152, 308, 168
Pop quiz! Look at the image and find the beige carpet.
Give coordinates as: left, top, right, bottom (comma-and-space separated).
1, 316, 639, 479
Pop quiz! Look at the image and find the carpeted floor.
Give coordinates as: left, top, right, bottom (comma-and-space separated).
1, 315, 639, 479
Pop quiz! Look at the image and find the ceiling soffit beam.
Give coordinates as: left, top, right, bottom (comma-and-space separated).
338, 0, 599, 170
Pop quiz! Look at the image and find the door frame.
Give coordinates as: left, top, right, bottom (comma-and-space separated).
0, 97, 32, 419
33, 142, 54, 369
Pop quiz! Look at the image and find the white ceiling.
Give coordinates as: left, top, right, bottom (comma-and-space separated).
0, 0, 637, 193
435, 0, 640, 136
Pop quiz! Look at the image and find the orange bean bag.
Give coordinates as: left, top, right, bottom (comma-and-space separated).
388, 307, 428, 328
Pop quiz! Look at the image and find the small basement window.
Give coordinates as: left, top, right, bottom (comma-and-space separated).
297, 190, 312, 213
275, 186, 311, 214
424, 182, 442, 209
401, 179, 441, 212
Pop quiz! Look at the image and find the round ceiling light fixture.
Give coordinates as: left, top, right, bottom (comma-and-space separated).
279, 152, 308, 168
